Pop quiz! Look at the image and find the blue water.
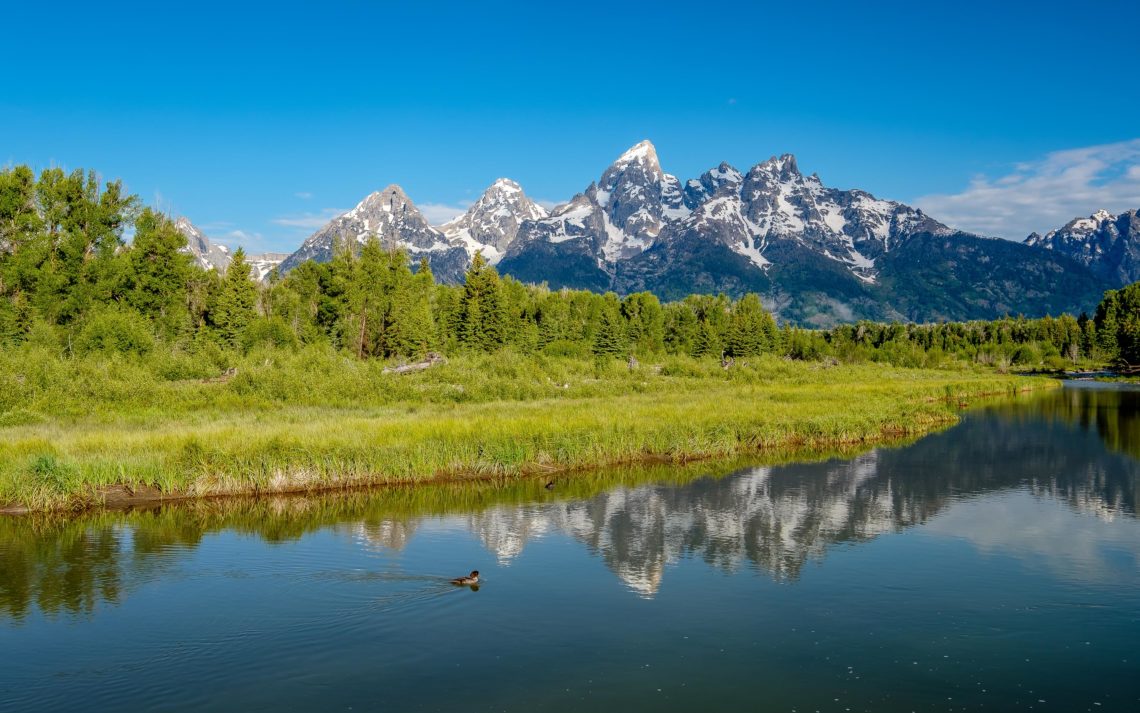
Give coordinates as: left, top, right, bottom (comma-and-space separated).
1, 383, 1138, 712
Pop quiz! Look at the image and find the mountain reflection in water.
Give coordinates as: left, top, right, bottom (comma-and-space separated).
1, 382, 1137, 618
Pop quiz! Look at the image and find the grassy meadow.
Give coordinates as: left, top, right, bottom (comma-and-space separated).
0, 344, 1055, 512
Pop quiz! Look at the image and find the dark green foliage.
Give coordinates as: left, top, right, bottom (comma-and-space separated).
126, 209, 192, 338
1095, 283, 1140, 367
459, 252, 507, 351
621, 292, 664, 355
592, 293, 628, 357
211, 249, 259, 347
726, 293, 776, 357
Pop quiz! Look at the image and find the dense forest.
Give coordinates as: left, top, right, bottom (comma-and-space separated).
3, 165, 1139, 371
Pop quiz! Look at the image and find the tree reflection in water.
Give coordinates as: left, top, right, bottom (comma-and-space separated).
2, 384, 1136, 616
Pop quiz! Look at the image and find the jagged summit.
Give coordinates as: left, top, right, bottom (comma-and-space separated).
174, 216, 231, 272
277, 182, 468, 279
500, 141, 690, 272
441, 178, 548, 264
615, 139, 659, 166
750, 153, 800, 177
1025, 208, 1140, 284
264, 139, 1119, 324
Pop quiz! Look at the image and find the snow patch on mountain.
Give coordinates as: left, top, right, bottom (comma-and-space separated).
440, 178, 547, 264
175, 217, 231, 272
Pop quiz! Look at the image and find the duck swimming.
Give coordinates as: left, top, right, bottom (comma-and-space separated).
451, 570, 480, 586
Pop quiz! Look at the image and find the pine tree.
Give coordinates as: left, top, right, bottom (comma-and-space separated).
621, 292, 664, 354
459, 252, 506, 352
726, 293, 768, 357
212, 248, 259, 347
1094, 289, 1121, 363
592, 293, 628, 357
1111, 283, 1140, 366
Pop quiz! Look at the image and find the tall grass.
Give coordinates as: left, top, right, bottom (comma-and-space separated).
0, 346, 1056, 512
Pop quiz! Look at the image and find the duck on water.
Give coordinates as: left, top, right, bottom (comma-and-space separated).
451, 571, 480, 586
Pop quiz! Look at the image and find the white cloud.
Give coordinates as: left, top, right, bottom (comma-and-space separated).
914, 138, 1140, 239
925, 492, 1140, 586
294, 191, 313, 200
272, 208, 347, 230
221, 229, 271, 253
417, 201, 471, 225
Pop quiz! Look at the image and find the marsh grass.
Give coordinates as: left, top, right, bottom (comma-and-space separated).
0, 347, 1055, 512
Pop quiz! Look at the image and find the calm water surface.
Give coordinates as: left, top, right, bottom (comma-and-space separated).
2, 383, 1139, 712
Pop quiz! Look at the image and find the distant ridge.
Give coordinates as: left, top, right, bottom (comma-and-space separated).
190, 141, 1131, 325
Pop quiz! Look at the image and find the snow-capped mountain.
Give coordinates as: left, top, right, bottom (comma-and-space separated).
440, 178, 547, 265
262, 140, 1115, 323
276, 185, 469, 281
1025, 209, 1140, 285
665, 153, 949, 283
278, 180, 549, 281
499, 141, 949, 289
501, 140, 689, 271
175, 217, 231, 272
248, 253, 288, 282
174, 218, 288, 282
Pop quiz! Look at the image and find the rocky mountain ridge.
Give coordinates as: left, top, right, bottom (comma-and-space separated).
174, 219, 287, 281
184, 141, 1135, 324
1025, 208, 1140, 286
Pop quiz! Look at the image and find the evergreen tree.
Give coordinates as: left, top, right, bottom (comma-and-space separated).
592, 293, 628, 357
126, 209, 193, 338
0, 166, 42, 251
1109, 283, 1140, 366
387, 256, 434, 357
726, 293, 771, 357
621, 292, 664, 354
211, 248, 258, 347
459, 252, 506, 352
1094, 289, 1121, 363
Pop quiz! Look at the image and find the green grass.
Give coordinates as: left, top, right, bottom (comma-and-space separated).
0, 346, 1057, 512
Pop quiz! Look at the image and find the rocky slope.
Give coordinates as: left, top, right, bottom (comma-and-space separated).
1025, 209, 1140, 286
175, 217, 231, 272
174, 219, 288, 282
440, 178, 547, 264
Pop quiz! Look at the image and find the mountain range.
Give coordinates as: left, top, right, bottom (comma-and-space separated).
179, 140, 1140, 325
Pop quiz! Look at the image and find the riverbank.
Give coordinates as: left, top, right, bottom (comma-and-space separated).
0, 350, 1056, 513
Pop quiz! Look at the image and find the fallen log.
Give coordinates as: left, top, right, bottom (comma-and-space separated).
382, 352, 447, 375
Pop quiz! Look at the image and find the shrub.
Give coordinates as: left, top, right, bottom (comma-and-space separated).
1011, 344, 1042, 366
242, 316, 299, 352
75, 308, 154, 356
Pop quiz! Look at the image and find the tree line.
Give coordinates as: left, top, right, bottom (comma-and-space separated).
2, 164, 1137, 368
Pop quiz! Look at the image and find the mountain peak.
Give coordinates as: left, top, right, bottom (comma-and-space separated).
174, 216, 231, 272
615, 140, 659, 166
440, 177, 548, 263
489, 177, 523, 194
752, 153, 800, 177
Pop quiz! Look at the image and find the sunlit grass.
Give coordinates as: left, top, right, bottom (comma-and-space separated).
0, 347, 1056, 511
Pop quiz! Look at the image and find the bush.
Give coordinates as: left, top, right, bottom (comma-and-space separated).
75, 308, 154, 356
242, 316, 299, 352
1011, 344, 1042, 366
542, 339, 593, 360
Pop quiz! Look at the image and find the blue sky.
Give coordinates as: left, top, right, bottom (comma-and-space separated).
3, 0, 1139, 252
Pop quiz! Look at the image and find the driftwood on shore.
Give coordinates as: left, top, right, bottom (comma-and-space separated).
382, 352, 447, 375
